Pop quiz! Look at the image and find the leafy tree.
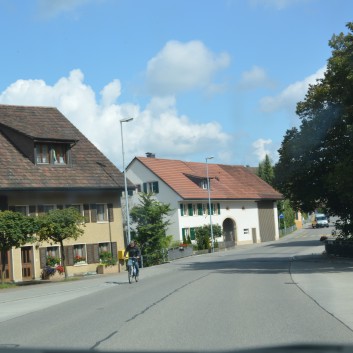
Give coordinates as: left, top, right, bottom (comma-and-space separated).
130, 193, 172, 267
277, 200, 296, 230
195, 224, 222, 250
257, 154, 274, 186
0, 211, 38, 284
274, 22, 353, 237
37, 207, 85, 278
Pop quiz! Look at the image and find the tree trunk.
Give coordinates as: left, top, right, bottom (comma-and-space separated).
59, 240, 68, 279
1, 249, 7, 285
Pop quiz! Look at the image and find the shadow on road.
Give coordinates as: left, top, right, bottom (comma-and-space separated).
180, 253, 353, 275
265, 239, 323, 248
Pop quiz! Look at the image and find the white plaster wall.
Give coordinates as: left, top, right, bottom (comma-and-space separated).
178, 200, 260, 244
126, 159, 182, 241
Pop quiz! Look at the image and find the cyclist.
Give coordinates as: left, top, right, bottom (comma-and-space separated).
124, 240, 141, 277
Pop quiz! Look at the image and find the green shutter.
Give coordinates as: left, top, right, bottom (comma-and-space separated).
217, 203, 221, 215
180, 204, 184, 216
211, 204, 214, 215
153, 181, 159, 193
143, 183, 148, 193
197, 204, 203, 215
190, 228, 196, 241
188, 204, 193, 216
182, 228, 186, 243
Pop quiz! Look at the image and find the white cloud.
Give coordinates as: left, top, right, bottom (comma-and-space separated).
259, 66, 326, 113
252, 138, 273, 161
146, 40, 230, 96
238, 66, 275, 90
37, 0, 92, 19
0, 70, 231, 169
100, 80, 121, 107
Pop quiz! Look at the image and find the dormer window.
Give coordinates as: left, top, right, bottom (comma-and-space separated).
200, 179, 208, 190
35, 143, 68, 165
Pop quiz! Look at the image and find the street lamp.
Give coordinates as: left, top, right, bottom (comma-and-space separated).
206, 156, 214, 253
120, 117, 133, 245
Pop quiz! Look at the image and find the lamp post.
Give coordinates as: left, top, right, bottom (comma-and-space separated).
206, 156, 214, 253
120, 117, 133, 245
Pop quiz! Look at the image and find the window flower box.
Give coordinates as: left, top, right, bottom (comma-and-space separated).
74, 255, 86, 264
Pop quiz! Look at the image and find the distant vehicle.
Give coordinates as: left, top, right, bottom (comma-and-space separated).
311, 213, 329, 228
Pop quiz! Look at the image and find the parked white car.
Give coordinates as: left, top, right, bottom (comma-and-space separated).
311, 213, 329, 228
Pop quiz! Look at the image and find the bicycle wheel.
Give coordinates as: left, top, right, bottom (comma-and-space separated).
128, 266, 132, 284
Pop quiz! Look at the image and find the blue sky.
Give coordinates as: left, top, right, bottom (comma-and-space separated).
0, 0, 351, 170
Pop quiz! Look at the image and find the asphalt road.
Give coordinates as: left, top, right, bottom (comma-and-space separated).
1, 223, 353, 352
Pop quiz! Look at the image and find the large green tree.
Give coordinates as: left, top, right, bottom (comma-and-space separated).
130, 193, 172, 267
0, 211, 38, 284
37, 207, 85, 278
274, 22, 353, 237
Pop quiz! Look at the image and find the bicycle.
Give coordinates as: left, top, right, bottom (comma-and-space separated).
126, 257, 139, 283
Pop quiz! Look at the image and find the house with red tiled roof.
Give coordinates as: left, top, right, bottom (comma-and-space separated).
126, 155, 283, 247
0, 104, 133, 282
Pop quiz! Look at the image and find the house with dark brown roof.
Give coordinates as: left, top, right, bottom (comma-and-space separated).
0, 104, 132, 282
126, 155, 283, 247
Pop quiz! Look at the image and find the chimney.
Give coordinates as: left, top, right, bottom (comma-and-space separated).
146, 152, 155, 158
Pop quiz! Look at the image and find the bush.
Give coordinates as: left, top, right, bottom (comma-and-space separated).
99, 251, 117, 266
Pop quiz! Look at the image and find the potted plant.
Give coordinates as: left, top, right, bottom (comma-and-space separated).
97, 251, 118, 274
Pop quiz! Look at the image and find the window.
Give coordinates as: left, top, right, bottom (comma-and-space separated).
73, 244, 86, 264
47, 246, 60, 258
67, 204, 82, 214
143, 181, 159, 194
99, 242, 110, 253
97, 204, 107, 222
200, 180, 208, 190
44, 205, 55, 213
36, 144, 49, 164
180, 204, 188, 216
9, 205, 27, 216
35, 143, 68, 165
182, 227, 196, 241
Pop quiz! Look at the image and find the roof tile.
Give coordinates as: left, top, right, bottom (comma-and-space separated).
0, 104, 127, 190
135, 156, 282, 200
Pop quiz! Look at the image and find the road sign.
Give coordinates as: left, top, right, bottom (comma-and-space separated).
279, 213, 284, 219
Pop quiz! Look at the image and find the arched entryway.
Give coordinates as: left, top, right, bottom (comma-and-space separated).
222, 218, 236, 247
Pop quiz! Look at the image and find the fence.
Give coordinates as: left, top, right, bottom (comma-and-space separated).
279, 225, 297, 237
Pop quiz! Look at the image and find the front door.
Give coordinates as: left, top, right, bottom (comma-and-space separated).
21, 247, 33, 280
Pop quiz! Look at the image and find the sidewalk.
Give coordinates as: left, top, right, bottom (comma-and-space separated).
290, 240, 353, 331
0, 261, 175, 323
